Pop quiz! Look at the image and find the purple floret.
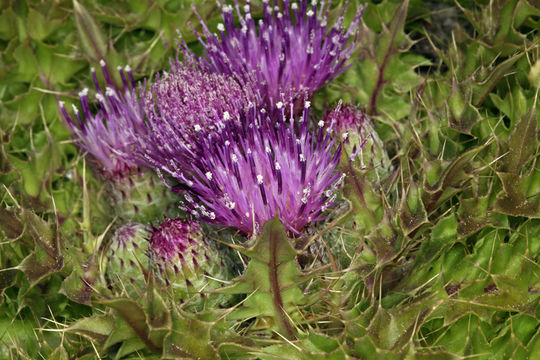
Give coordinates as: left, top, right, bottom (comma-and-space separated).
132, 59, 254, 177
59, 61, 145, 179
189, 0, 365, 108
150, 100, 344, 236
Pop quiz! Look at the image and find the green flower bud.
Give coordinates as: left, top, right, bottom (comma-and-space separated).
149, 218, 230, 310
106, 223, 149, 295
324, 104, 392, 183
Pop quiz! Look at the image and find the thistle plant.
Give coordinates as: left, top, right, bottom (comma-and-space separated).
190, 0, 364, 107
59, 61, 176, 222
3, 0, 540, 359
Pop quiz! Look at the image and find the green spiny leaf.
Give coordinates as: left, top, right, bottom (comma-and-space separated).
221, 216, 306, 340
73, 0, 108, 62
100, 298, 162, 353
103, 316, 138, 351
494, 171, 540, 218
415, 214, 457, 266
502, 108, 538, 174
65, 315, 115, 345
47, 346, 69, 360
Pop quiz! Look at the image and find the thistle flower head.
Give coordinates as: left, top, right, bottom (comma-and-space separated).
151, 100, 344, 235
59, 61, 144, 179
133, 60, 254, 175
324, 103, 369, 134
149, 218, 202, 273
189, 0, 365, 107
324, 103, 392, 179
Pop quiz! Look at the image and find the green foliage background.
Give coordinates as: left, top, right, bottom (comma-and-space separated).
1, 0, 539, 359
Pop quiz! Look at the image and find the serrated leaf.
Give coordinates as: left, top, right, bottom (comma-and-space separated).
66, 315, 115, 344
472, 52, 525, 106
13, 43, 38, 81
423, 142, 491, 213
307, 333, 340, 353
0, 8, 17, 40
103, 316, 138, 350
162, 309, 218, 360
340, 156, 384, 232
73, 0, 108, 61
361, 294, 439, 351
100, 298, 162, 353
47, 346, 68, 360
18, 246, 64, 287
145, 289, 172, 331
220, 216, 306, 339
5, 209, 64, 287
416, 214, 457, 266
502, 108, 538, 174
60, 264, 93, 305
457, 196, 508, 238
26, 8, 49, 41
494, 171, 540, 218
399, 182, 429, 236
115, 337, 147, 360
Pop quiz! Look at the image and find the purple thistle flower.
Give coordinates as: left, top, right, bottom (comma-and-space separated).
133, 59, 255, 177
59, 60, 145, 180
152, 100, 344, 236
189, 0, 365, 107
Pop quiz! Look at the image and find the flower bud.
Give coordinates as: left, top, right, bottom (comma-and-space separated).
149, 218, 230, 310
106, 223, 149, 296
